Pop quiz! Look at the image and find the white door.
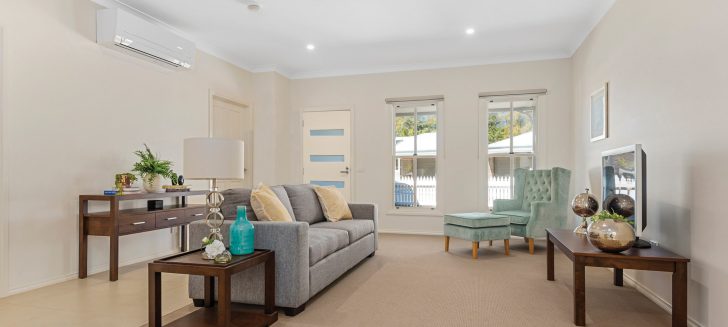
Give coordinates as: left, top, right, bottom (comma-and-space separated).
302, 111, 352, 200
211, 95, 253, 189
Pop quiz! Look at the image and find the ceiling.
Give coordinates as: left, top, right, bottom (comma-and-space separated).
111, 0, 615, 79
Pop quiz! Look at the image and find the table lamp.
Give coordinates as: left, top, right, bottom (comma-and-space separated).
183, 137, 244, 258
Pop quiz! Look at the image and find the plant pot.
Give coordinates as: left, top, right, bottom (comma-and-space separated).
143, 175, 165, 193
587, 219, 635, 253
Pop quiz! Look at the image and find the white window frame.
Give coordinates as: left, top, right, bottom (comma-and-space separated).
478, 94, 540, 210
389, 99, 444, 214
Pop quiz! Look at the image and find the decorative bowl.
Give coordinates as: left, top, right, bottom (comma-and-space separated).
587, 219, 635, 253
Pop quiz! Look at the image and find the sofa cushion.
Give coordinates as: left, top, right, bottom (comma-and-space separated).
270, 186, 295, 220
308, 228, 349, 266
220, 188, 257, 221
497, 210, 531, 225
283, 184, 325, 224
311, 220, 375, 243
251, 184, 294, 222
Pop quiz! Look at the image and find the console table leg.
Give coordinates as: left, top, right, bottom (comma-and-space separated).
547, 235, 554, 281
148, 270, 161, 327
673, 262, 688, 327
110, 235, 118, 281
574, 262, 586, 326
78, 199, 88, 279
614, 268, 624, 287
180, 225, 187, 252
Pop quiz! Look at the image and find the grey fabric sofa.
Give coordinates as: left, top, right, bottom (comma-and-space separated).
188, 184, 378, 315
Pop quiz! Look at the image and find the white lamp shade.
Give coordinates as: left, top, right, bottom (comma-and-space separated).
183, 138, 244, 180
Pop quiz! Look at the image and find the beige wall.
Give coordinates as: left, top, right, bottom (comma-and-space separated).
0, 0, 281, 294
572, 0, 728, 325
291, 60, 574, 234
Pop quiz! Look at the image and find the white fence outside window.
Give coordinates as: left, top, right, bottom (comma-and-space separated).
395, 175, 437, 207
488, 175, 512, 208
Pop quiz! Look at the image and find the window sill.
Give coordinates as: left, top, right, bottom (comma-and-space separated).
386, 209, 444, 217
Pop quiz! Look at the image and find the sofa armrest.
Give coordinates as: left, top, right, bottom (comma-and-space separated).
188, 220, 310, 307
526, 201, 568, 238
348, 203, 378, 249
493, 199, 522, 212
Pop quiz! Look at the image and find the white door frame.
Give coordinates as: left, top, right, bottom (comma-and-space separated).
300, 105, 355, 201
207, 89, 254, 186
0, 27, 9, 298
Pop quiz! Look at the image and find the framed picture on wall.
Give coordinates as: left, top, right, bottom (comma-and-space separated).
590, 82, 609, 142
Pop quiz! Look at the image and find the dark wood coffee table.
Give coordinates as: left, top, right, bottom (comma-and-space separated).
546, 228, 689, 326
148, 249, 277, 327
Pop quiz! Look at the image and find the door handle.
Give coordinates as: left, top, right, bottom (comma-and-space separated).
340, 167, 350, 174
132, 221, 146, 225
165, 217, 178, 221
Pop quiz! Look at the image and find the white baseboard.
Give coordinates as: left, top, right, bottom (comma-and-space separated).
379, 229, 443, 236
621, 272, 703, 327
5, 247, 180, 297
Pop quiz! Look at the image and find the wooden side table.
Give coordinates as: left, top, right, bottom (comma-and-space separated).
148, 249, 277, 327
546, 228, 690, 326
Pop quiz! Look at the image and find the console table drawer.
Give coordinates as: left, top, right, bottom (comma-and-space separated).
185, 207, 207, 223
118, 214, 155, 234
155, 210, 185, 228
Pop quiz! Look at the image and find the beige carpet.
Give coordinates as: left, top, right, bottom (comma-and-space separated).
166, 234, 672, 327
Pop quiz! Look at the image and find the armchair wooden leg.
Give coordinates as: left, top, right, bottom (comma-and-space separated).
472, 242, 478, 259
445, 236, 450, 252
528, 238, 535, 255
524, 237, 529, 243
489, 240, 493, 246
504, 239, 510, 256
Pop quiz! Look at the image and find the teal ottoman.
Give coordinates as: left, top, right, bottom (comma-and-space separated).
444, 212, 511, 259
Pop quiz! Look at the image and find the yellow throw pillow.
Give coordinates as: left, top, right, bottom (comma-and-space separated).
314, 186, 353, 222
250, 183, 293, 222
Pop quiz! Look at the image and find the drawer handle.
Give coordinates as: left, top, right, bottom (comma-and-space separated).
165, 217, 178, 221
192, 213, 204, 217
132, 221, 146, 225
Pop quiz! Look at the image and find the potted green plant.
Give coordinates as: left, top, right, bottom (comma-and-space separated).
131, 144, 173, 193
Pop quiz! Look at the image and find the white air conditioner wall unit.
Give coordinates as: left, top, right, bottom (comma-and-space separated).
97, 8, 195, 69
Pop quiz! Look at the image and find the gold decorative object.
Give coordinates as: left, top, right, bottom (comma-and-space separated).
587, 219, 635, 253
214, 250, 232, 264
571, 188, 599, 235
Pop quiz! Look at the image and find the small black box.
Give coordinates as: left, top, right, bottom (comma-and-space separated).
147, 200, 163, 211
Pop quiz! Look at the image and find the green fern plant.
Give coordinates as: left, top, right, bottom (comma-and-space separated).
131, 144, 173, 185
593, 210, 634, 225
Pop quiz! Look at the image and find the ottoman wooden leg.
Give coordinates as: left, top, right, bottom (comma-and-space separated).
489, 240, 493, 246
504, 239, 510, 256
528, 238, 535, 255
445, 236, 450, 252
472, 242, 478, 259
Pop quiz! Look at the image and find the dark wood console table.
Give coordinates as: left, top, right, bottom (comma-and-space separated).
546, 228, 690, 326
79, 190, 208, 281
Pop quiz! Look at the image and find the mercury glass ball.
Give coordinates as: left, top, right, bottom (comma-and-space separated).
603, 194, 635, 217
572, 188, 599, 217
587, 219, 636, 253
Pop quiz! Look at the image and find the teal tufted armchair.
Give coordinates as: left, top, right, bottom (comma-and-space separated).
492, 167, 571, 254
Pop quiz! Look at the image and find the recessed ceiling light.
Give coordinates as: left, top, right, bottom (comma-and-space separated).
242, 0, 260, 12
306, 44, 316, 51
465, 28, 475, 35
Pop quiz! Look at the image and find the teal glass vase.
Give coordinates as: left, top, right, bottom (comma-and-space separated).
229, 206, 255, 255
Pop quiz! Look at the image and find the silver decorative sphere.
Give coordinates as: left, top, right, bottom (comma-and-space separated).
572, 188, 599, 217
587, 219, 635, 253
603, 194, 635, 218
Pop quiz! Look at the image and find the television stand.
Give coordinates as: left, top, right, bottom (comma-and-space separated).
633, 237, 652, 248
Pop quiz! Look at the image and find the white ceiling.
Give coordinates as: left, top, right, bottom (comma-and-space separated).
112, 0, 615, 79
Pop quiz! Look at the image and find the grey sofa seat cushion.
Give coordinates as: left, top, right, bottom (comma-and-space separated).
497, 210, 531, 225
311, 220, 375, 244
308, 228, 349, 266
283, 184, 325, 224
219, 186, 296, 221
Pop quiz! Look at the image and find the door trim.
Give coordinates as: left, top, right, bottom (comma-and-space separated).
208, 89, 254, 187
0, 27, 9, 298
300, 106, 355, 201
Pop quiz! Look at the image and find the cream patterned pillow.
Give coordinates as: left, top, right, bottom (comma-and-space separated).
314, 186, 353, 222
250, 183, 293, 222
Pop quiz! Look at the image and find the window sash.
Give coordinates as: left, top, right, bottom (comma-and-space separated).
393, 102, 438, 209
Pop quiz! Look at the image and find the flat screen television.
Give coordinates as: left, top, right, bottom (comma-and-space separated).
601, 144, 651, 248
